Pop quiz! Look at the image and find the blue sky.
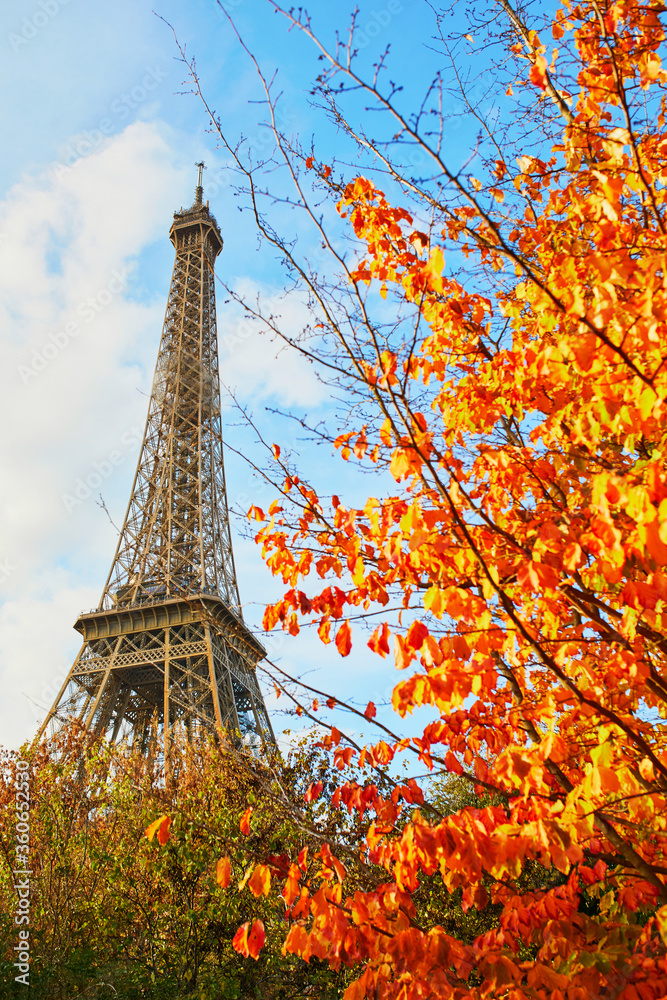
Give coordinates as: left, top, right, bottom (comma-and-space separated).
0, 0, 469, 751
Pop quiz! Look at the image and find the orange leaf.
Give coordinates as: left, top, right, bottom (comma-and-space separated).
232, 921, 250, 956
639, 758, 655, 781
390, 449, 412, 481
517, 560, 559, 591
248, 864, 272, 898
232, 919, 266, 959
240, 806, 253, 836
409, 230, 429, 252
368, 622, 391, 657
248, 920, 266, 958
647, 520, 667, 566
394, 634, 414, 670
216, 856, 231, 888
282, 863, 301, 905
145, 814, 171, 846
563, 542, 582, 571
529, 54, 548, 90
364, 701, 377, 720
335, 620, 352, 656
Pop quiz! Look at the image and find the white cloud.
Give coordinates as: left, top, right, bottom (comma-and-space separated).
0, 121, 188, 746
0, 580, 99, 749
218, 277, 327, 408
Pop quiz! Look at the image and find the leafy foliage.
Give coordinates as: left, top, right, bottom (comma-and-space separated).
173, 1, 667, 997
0, 727, 351, 999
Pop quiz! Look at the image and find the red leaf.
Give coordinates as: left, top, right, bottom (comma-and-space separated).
248, 919, 266, 957
407, 620, 429, 649
364, 701, 377, 720
305, 780, 324, 803
266, 852, 291, 877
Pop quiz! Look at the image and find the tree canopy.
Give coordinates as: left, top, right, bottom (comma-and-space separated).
170, 1, 667, 997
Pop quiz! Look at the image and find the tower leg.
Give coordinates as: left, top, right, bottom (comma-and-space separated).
164, 628, 171, 773
110, 684, 133, 742
205, 625, 224, 731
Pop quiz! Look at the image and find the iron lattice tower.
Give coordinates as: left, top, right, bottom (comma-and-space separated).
39, 169, 275, 753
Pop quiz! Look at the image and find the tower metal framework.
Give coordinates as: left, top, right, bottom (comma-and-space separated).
39, 170, 275, 753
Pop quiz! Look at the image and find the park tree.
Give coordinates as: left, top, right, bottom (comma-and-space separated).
1, 727, 487, 998
164, 0, 667, 996
0, 726, 357, 999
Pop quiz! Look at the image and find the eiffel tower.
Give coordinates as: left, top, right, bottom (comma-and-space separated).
39, 166, 275, 753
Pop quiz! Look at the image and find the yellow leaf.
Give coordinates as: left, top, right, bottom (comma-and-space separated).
657, 906, 667, 947
639, 385, 658, 420
639, 758, 655, 782
424, 585, 444, 618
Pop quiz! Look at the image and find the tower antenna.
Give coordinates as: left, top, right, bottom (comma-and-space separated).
195, 161, 206, 205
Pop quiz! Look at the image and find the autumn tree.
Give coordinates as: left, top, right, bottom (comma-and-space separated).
2, 724, 487, 998
163, 0, 667, 997
0, 726, 357, 999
